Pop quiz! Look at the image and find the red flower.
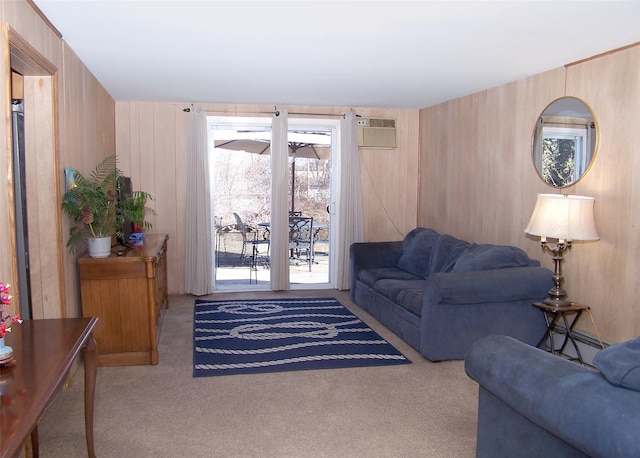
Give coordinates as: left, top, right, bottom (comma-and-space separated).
0, 282, 21, 338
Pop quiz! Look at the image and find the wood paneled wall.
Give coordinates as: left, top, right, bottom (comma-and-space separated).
0, 1, 115, 319
358, 108, 420, 241
418, 45, 640, 344
115, 103, 419, 294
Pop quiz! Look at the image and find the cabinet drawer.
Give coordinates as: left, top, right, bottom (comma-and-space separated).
79, 260, 147, 280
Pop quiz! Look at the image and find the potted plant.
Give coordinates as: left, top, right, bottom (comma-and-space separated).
61, 155, 119, 257
115, 190, 155, 241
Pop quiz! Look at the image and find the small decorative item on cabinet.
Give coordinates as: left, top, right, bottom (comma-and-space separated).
116, 190, 155, 247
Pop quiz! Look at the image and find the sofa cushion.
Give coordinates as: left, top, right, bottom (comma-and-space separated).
358, 267, 421, 289
451, 244, 531, 272
593, 337, 640, 391
429, 234, 470, 274
396, 287, 425, 317
396, 228, 440, 278
374, 279, 426, 304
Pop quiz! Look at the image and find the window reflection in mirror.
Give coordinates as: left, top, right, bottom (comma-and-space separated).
532, 97, 597, 188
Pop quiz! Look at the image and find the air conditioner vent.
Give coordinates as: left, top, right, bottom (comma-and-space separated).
357, 118, 397, 149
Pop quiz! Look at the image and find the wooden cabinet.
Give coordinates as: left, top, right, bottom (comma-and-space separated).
78, 234, 169, 366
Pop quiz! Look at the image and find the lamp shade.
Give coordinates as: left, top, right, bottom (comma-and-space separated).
525, 194, 599, 241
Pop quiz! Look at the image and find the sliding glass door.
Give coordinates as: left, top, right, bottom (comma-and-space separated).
209, 116, 337, 291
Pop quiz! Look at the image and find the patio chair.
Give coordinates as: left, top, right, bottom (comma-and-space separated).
214, 221, 234, 267
249, 225, 270, 284
288, 216, 314, 271
230, 212, 271, 281
232, 212, 254, 262
215, 215, 253, 267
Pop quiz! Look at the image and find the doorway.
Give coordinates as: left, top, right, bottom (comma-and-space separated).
8, 30, 61, 319
208, 116, 338, 291
10, 86, 31, 318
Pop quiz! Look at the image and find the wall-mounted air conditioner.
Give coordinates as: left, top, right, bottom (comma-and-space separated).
357, 118, 397, 149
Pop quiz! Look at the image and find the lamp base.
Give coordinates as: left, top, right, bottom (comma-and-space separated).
542, 297, 573, 309
541, 240, 573, 311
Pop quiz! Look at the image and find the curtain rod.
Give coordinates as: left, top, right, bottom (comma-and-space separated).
183, 106, 346, 118
541, 119, 595, 128
273, 110, 346, 118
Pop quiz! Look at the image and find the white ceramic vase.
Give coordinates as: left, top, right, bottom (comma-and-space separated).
0, 337, 13, 362
87, 236, 112, 258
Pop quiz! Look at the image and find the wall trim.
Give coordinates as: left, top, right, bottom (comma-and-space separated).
566, 41, 640, 67
25, 0, 62, 38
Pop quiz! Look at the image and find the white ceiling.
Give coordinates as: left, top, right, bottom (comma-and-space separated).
32, 1, 640, 109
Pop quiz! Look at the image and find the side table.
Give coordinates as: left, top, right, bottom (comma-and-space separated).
533, 302, 590, 365
0, 318, 98, 458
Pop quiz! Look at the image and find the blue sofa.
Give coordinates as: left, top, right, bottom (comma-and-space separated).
465, 334, 640, 457
349, 227, 552, 361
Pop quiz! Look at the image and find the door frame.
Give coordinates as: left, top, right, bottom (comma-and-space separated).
5, 27, 62, 319
208, 115, 340, 290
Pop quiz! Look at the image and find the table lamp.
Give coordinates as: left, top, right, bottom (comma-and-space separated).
524, 194, 599, 309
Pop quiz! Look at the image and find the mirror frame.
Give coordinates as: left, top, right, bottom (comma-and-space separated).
531, 96, 599, 188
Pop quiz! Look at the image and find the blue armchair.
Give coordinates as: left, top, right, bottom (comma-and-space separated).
465, 334, 640, 457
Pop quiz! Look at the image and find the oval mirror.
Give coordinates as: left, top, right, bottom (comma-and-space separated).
532, 96, 598, 188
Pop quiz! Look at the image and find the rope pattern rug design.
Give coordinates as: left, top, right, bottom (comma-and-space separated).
193, 297, 411, 377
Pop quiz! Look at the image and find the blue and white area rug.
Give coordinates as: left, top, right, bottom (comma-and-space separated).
193, 297, 411, 377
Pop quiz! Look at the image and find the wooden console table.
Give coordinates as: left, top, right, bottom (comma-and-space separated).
78, 234, 169, 366
0, 318, 98, 458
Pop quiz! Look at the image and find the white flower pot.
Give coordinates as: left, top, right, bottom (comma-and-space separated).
0, 337, 13, 362
87, 236, 112, 258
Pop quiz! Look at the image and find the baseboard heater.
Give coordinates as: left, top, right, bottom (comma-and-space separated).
548, 327, 610, 367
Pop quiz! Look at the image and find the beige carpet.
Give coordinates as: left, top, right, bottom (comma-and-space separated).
38, 290, 478, 457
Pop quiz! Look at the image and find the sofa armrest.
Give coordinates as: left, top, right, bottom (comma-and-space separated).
423, 266, 552, 305
350, 241, 403, 293
465, 335, 640, 458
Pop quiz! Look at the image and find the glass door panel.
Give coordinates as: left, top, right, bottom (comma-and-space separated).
288, 151, 331, 286
286, 125, 334, 288
210, 120, 272, 289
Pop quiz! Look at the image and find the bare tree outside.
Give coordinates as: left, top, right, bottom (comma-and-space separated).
212, 150, 271, 228
291, 156, 331, 226
212, 148, 331, 264
541, 138, 576, 187
212, 151, 330, 227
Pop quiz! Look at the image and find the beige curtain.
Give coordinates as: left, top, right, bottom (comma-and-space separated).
184, 106, 214, 295
269, 108, 290, 290
336, 111, 364, 290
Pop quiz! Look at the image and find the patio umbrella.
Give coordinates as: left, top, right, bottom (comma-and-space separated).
214, 131, 331, 213
214, 131, 330, 160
